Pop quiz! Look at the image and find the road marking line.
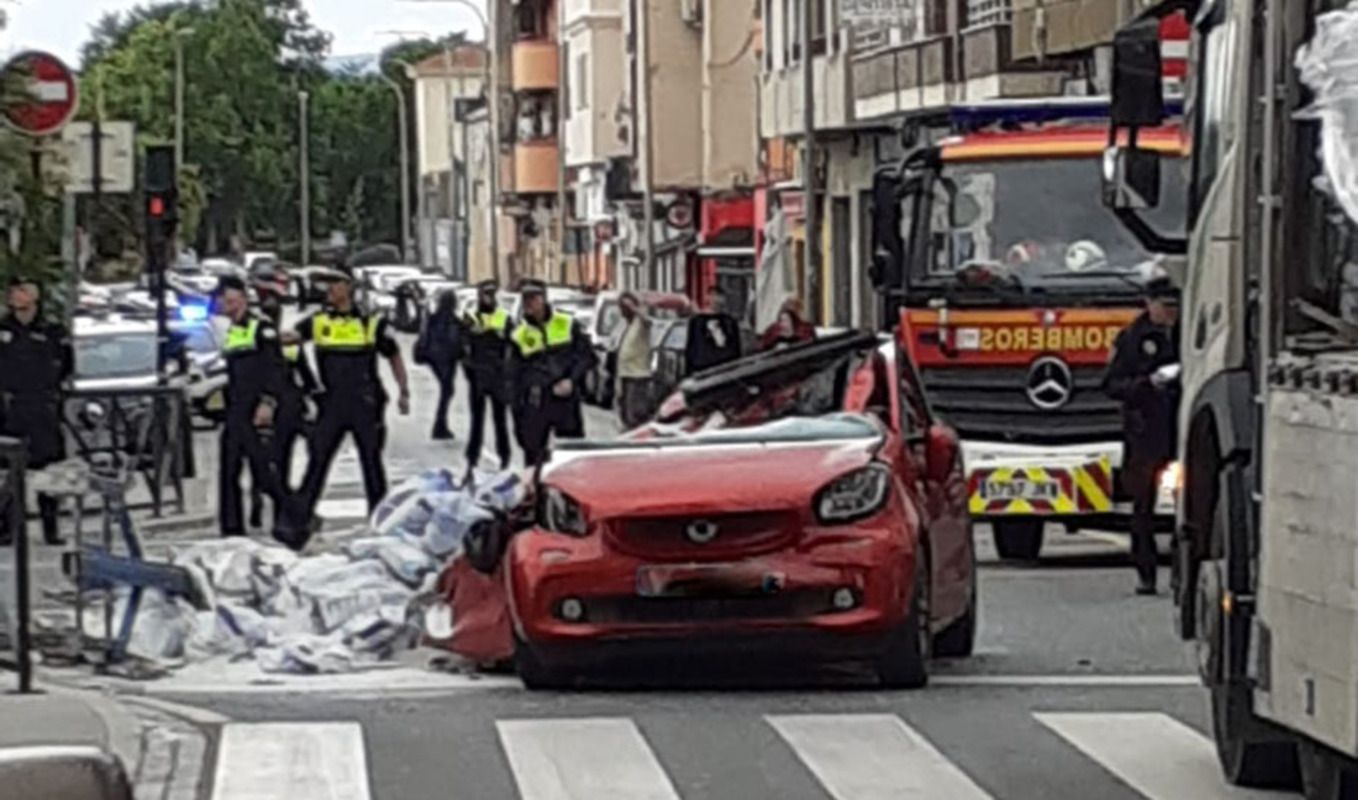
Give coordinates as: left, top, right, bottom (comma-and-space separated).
497, 717, 681, 800
768, 713, 993, 799
210, 722, 369, 800
1036, 712, 1279, 799
120, 694, 231, 726
932, 674, 1199, 687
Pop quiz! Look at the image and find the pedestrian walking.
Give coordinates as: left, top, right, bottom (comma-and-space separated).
508, 280, 596, 467
291, 267, 410, 547
249, 267, 318, 529
416, 290, 462, 441
215, 277, 304, 542
613, 292, 653, 429
0, 277, 72, 546
462, 280, 513, 472
1103, 276, 1181, 596
758, 298, 817, 351
684, 286, 743, 376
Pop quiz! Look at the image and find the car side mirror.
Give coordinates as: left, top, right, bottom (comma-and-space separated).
925, 424, 957, 484
1110, 16, 1166, 128
1102, 146, 1161, 211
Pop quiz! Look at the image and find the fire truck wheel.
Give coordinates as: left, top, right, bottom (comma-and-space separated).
992, 520, 1044, 561
1300, 739, 1358, 800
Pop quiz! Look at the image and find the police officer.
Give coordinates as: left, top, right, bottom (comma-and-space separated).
293, 267, 410, 536
1103, 276, 1181, 596
462, 279, 512, 471
508, 280, 596, 467
216, 276, 302, 541
0, 278, 72, 546
248, 267, 318, 529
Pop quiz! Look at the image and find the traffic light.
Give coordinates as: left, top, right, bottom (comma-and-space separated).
144, 145, 178, 227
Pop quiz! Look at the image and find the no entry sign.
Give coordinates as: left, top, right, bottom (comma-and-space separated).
2, 51, 79, 137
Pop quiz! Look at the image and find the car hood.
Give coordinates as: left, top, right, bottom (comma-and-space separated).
544, 436, 881, 518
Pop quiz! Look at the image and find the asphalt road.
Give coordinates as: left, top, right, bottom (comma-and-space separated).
42, 327, 1295, 799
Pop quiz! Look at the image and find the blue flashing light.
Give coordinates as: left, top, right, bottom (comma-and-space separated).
948, 96, 1185, 131
178, 302, 210, 323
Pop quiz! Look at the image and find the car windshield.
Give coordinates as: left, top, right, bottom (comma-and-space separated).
923, 156, 1187, 292
76, 332, 158, 379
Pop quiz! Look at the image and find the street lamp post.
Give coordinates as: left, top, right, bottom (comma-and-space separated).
299, 89, 311, 267
174, 27, 194, 175
378, 67, 413, 264
404, 0, 499, 283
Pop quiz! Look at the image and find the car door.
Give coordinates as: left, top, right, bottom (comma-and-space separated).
897, 343, 973, 626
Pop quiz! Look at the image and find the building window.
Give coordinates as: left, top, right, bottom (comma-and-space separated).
811, 0, 827, 56
575, 53, 589, 111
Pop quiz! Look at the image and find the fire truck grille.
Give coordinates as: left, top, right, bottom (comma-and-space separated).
919, 365, 1123, 445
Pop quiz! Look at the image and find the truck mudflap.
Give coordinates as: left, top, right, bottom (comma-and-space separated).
967, 457, 1114, 515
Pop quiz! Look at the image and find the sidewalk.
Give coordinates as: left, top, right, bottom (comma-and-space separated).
0, 684, 212, 800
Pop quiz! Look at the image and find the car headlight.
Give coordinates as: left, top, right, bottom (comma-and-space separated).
815, 464, 893, 524
539, 487, 588, 537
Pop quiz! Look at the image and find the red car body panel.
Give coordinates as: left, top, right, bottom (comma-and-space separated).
507, 336, 975, 671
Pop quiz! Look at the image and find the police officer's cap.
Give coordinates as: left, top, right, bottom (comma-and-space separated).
317, 266, 352, 283
519, 279, 548, 297
1145, 276, 1181, 304
477, 278, 500, 292
217, 275, 248, 294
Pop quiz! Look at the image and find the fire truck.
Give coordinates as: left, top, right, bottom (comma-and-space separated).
1105, 0, 1358, 794
872, 94, 1187, 561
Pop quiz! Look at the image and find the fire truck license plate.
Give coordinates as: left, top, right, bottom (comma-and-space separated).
979, 478, 1059, 502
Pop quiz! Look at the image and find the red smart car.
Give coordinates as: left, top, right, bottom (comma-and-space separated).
506, 332, 977, 689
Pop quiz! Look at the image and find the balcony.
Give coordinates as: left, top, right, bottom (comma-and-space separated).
512, 40, 559, 92
513, 140, 560, 194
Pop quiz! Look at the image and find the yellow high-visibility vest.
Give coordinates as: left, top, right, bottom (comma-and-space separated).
224, 318, 259, 353
474, 308, 509, 334
512, 312, 573, 357
312, 313, 381, 350
282, 343, 301, 363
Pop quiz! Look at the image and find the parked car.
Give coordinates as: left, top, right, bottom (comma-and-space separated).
353, 265, 424, 316
507, 332, 976, 689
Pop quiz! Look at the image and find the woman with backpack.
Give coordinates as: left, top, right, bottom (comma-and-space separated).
415, 290, 463, 440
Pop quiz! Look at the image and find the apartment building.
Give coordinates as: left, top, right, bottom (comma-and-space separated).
409, 47, 487, 278
757, 0, 1157, 330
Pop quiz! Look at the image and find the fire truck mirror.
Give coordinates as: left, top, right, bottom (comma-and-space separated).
1102, 146, 1161, 212
1110, 16, 1166, 128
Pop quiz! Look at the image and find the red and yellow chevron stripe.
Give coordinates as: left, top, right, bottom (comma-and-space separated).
967, 458, 1113, 516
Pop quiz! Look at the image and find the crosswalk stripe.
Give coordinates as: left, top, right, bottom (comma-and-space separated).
1035, 712, 1279, 799
497, 718, 681, 800
210, 722, 369, 800
768, 713, 993, 800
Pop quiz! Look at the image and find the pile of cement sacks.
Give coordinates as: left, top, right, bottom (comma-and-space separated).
119, 469, 524, 674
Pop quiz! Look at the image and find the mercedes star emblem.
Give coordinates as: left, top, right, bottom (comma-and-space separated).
685, 519, 720, 544
1026, 356, 1074, 410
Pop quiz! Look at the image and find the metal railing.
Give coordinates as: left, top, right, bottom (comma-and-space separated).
62, 386, 189, 518
0, 437, 33, 693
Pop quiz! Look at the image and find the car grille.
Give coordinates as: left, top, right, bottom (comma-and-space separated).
920, 365, 1123, 445
606, 511, 800, 560
580, 591, 837, 625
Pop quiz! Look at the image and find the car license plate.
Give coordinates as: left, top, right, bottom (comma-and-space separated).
636, 563, 780, 598
979, 478, 1059, 502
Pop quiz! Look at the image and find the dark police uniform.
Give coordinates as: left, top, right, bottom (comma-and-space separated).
219, 313, 295, 537
294, 305, 399, 514
0, 313, 72, 544
508, 308, 595, 467
463, 305, 512, 469
1103, 311, 1180, 591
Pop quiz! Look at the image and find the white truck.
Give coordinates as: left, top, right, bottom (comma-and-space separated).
1105, 0, 1358, 795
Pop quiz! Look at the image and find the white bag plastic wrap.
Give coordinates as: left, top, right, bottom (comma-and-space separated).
370, 469, 458, 532
344, 537, 440, 587
1296, 3, 1358, 225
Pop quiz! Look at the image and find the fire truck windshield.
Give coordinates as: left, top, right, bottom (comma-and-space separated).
921, 156, 1187, 295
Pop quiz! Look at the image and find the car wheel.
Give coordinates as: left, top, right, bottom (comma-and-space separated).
933, 539, 977, 658
993, 519, 1044, 561
1300, 740, 1358, 800
514, 635, 570, 691
876, 557, 930, 689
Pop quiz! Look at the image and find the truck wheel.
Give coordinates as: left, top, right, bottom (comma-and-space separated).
993, 520, 1044, 561
1202, 500, 1300, 788
933, 535, 977, 658
514, 636, 570, 691
877, 559, 929, 689
1300, 740, 1358, 800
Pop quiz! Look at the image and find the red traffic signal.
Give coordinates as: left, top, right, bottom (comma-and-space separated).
148, 195, 167, 218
